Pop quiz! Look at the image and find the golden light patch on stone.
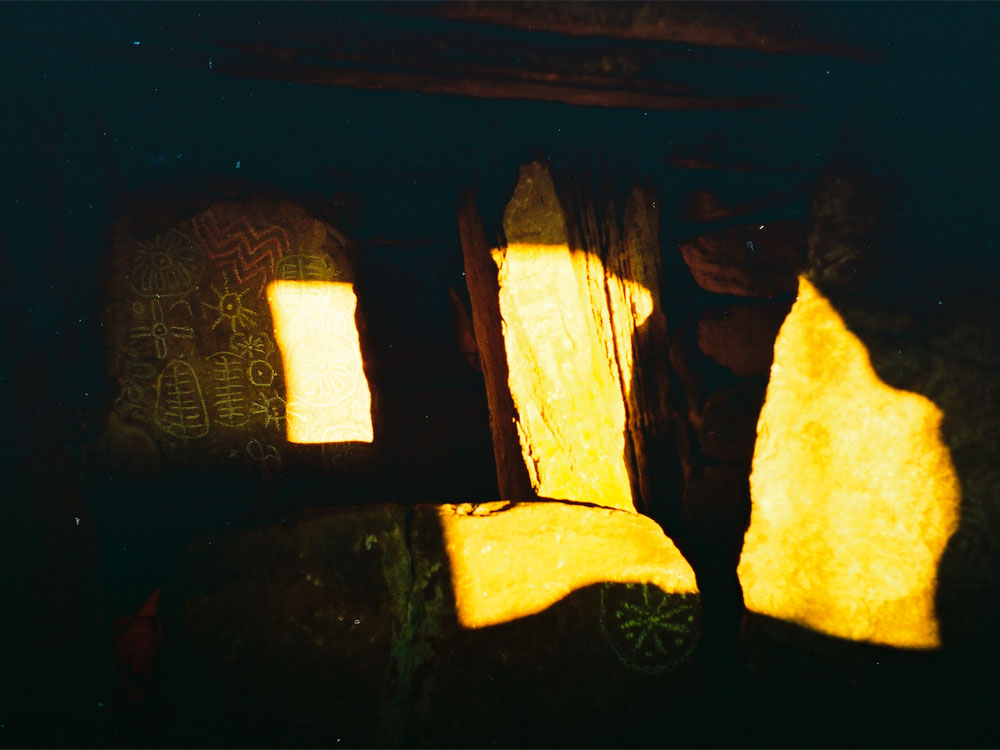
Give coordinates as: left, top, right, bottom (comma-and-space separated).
738, 276, 960, 649
439, 502, 698, 629
268, 280, 373, 444
494, 242, 654, 511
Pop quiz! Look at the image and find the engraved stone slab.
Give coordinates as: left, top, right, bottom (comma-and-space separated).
101, 196, 368, 477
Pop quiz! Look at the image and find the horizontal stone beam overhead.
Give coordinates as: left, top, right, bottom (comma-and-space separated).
114, 4, 843, 113
187, 44, 802, 112
400, 1, 879, 60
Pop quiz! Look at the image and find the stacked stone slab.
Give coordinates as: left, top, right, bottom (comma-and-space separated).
672, 210, 806, 571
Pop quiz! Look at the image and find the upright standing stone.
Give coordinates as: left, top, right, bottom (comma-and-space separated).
458, 163, 672, 513
738, 276, 960, 648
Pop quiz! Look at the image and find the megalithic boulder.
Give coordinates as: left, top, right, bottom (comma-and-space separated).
457, 162, 674, 515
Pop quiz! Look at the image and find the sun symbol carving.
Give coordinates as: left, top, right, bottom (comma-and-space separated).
202, 271, 256, 333
287, 334, 359, 407
250, 392, 287, 431
129, 229, 204, 297
599, 584, 700, 673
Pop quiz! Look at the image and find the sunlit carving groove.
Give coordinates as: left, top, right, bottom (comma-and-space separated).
438, 502, 697, 634
738, 276, 960, 649
492, 242, 654, 511
268, 280, 373, 444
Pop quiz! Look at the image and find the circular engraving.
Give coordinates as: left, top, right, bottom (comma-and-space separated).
128, 228, 205, 298
599, 583, 701, 673
248, 359, 275, 387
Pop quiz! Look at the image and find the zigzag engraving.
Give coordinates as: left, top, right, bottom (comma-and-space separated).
190, 210, 291, 298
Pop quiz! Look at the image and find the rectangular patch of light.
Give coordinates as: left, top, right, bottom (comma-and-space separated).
267, 280, 373, 444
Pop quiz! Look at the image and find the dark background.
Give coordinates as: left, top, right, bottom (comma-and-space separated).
1, 2, 998, 746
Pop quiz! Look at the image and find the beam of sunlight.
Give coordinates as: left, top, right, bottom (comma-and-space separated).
738, 276, 960, 649
439, 502, 697, 629
267, 280, 373, 444
493, 241, 654, 511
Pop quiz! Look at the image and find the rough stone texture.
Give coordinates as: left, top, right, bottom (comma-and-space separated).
805, 174, 888, 291
829, 294, 1000, 658
696, 301, 792, 376
100, 196, 375, 478
739, 277, 960, 649
495, 164, 631, 510
683, 465, 751, 569
438, 500, 698, 628
731, 181, 1000, 747
158, 501, 705, 748
459, 162, 673, 513
160, 504, 410, 748
678, 220, 807, 297
682, 188, 785, 223
457, 191, 537, 505
684, 189, 734, 223
699, 380, 767, 467
566, 177, 675, 516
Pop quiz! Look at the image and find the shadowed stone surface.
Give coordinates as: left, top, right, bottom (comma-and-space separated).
159, 501, 705, 747
696, 301, 792, 377
682, 188, 786, 224
699, 380, 767, 467
678, 220, 806, 297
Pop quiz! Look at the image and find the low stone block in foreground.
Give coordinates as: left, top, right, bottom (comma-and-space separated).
160, 501, 704, 747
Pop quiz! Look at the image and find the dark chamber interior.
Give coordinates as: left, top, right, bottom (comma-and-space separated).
3, 3, 999, 748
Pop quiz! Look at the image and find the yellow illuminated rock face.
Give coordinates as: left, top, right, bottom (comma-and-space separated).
439, 501, 698, 629
493, 164, 653, 511
268, 280, 373, 443
739, 277, 960, 648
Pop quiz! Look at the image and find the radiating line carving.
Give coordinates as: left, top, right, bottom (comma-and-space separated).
229, 331, 275, 360
202, 271, 256, 333
130, 299, 195, 360
599, 583, 700, 673
251, 392, 287, 431
128, 228, 205, 298
285, 307, 360, 408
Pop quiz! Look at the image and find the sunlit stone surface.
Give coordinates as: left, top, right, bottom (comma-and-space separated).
492, 164, 652, 511
739, 276, 960, 648
439, 501, 698, 628
268, 280, 373, 443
